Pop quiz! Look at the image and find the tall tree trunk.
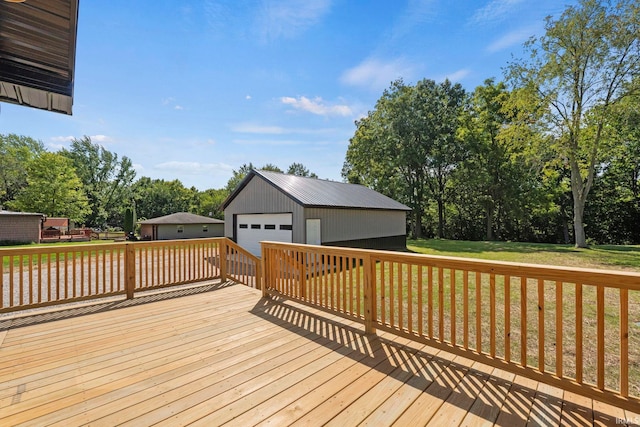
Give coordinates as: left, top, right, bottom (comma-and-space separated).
485, 203, 494, 241
414, 208, 423, 239
573, 191, 587, 248
437, 197, 444, 239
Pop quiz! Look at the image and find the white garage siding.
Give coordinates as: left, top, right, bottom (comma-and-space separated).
236, 213, 292, 256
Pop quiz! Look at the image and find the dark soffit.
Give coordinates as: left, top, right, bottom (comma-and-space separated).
0, 0, 79, 115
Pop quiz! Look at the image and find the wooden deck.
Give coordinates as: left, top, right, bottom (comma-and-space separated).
0, 282, 637, 426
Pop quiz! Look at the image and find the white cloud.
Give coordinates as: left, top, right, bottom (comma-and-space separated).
256, 0, 332, 41
341, 58, 415, 91
233, 138, 303, 146
51, 135, 75, 143
232, 123, 287, 134
90, 134, 113, 143
486, 25, 539, 53
174, 105, 184, 110
280, 96, 352, 117
154, 161, 233, 175
469, 0, 524, 26
245, 95, 252, 100
441, 69, 471, 82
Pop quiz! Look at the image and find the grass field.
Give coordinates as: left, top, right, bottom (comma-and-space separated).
407, 239, 640, 271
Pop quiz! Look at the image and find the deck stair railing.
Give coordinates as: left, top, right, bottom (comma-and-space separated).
260, 241, 640, 412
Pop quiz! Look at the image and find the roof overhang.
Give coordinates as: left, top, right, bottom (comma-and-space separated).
0, 0, 79, 115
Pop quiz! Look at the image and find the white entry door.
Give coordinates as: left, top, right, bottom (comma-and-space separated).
306, 219, 321, 245
236, 213, 292, 256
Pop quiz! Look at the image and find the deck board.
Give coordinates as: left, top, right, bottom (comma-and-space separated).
0, 281, 632, 426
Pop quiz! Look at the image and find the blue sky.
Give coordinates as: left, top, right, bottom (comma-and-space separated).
1, 0, 575, 190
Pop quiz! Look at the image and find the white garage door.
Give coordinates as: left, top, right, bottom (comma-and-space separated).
236, 213, 292, 256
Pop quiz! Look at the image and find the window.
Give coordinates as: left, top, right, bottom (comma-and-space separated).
265, 224, 276, 230
177, 225, 184, 233
203, 225, 208, 232
279, 224, 292, 230
251, 224, 261, 229
239, 224, 248, 229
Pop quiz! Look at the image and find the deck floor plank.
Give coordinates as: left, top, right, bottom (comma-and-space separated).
0, 281, 633, 427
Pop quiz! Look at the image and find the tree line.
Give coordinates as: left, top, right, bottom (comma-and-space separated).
0, 133, 316, 231
343, 0, 639, 247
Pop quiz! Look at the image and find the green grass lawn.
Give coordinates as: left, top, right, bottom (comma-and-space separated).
407, 239, 640, 271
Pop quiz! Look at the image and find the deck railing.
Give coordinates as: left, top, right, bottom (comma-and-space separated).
260, 241, 640, 412
0, 237, 259, 313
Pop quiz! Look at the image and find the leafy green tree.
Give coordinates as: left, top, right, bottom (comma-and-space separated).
507, 0, 640, 247
0, 134, 44, 206
8, 152, 90, 222
132, 177, 198, 219
224, 163, 284, 193
194, 188, 228, 219
586, 94, 640, 243
287, 163, 318, 178
343, 78, 466, 238
60, 136, 136, 228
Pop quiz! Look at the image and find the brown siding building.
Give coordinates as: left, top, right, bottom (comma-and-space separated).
0, 210, 44, 244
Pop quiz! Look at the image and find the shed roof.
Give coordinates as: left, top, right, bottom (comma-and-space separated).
139, 212, 225, 225
0, 210, 44, 217
222, 170, 411, 211
0, 0, 79, 115
43, 217, 69, 227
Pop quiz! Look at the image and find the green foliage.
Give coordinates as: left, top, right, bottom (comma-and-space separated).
193, 188, 228, 219
8, 152, 90, 222
60, 136, 136, 228
507, 0, 640, 247
0, 134, 44, 205
123, 207, 134, 234
287, 162, 318, 178
343, 78, 467, 239
132, 177, 198, 219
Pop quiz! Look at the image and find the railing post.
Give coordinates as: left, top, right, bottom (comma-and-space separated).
260, 242, 268, 298
363, 253, 376, 334
125, 242, 136, 299
219, 239, 227, 282
299, 252, 307, 300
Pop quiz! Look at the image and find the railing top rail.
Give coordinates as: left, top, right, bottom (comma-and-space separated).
131, 237, 225, 248
0, 242, 127, 255
260, 241, 640, 289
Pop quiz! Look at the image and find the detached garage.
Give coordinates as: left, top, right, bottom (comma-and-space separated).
222, 170, 411, 256
139, 212, 224, 240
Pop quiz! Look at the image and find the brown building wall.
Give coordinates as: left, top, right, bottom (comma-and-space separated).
0, 214, 42, 243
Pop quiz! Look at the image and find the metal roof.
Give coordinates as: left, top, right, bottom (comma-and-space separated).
139, 212, 225, 225
223, 170, 411, 211
0, 209, 44, 217
0, 0, 79, 115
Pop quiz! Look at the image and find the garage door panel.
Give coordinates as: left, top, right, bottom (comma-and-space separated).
236, 213, 292, 256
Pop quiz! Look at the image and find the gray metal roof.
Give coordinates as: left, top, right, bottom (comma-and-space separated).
139, 212, 225, 225
0, 0, 79, 115
223, 170, 411, 211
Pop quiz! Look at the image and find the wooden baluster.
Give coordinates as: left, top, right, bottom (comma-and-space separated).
490, 273, 496, 358
476, 271, 481, 353
620, 288, 629, 397
538, 278, 545, 373
505, 275, 511, 362
556, 281, 563, 378
597, 285, 605, 390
